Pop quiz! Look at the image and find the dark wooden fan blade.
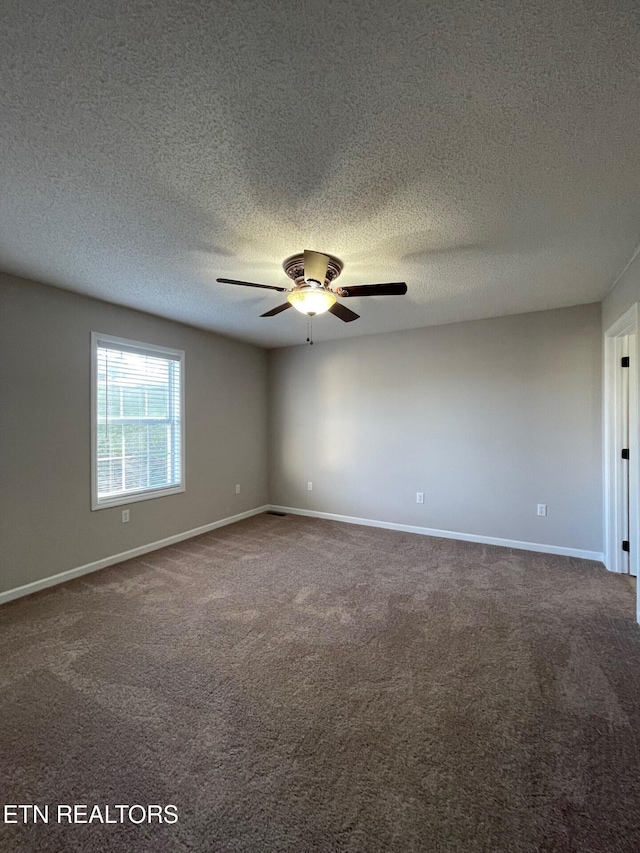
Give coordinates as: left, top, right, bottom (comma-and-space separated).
261, 302, 292, 317
341, 282, 407, 297
217, 278, 288, 292
328, 302, 360, 323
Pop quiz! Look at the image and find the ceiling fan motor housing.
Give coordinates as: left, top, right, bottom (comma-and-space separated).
283, 252, 344, 290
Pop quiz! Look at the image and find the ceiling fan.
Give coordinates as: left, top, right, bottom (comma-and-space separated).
216, 250, 407, 323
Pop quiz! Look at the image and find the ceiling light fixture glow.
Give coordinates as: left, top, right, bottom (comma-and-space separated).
287, 288, 336, 317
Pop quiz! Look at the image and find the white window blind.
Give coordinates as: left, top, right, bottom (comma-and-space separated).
91, 333, 184, 509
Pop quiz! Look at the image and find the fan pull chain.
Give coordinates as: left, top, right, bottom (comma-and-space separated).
306, 320, 314, 345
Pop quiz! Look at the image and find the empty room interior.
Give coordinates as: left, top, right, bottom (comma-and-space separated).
3, 1, 640, 851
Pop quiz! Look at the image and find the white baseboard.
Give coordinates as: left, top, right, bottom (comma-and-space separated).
1, 502, 605, 607
0, 506, 270, 606
269, 505, 605, 563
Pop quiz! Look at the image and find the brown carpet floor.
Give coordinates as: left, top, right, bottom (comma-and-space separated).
1, 513, 640, 852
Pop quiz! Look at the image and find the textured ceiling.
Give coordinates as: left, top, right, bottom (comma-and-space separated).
2, 0, 640, 347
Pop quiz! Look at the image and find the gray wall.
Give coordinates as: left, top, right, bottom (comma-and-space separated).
0, 274, 269, 595
268, 304, 602, 552
0, 279, 604, 598
603, 254, 640, 331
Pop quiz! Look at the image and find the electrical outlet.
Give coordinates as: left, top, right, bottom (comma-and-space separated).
537, 504, 547, 517
235, 484, 240, 494
416, 492, 424, 504
122, 509, 130, 523
308, 481, 313, 491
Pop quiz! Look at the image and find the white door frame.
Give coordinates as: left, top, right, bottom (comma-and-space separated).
603, 304, 639, 612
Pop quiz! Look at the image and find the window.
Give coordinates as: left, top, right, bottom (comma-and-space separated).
91, 333, 184, 510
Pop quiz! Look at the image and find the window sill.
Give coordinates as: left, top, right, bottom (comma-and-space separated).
91, 484, 185, 511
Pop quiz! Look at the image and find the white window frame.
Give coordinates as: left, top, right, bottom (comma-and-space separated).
91, 332, 185, 510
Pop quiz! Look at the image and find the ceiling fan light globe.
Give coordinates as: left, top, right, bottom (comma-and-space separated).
287, 289, 336, 316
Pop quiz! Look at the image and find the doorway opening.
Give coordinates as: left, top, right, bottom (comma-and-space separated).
604, 304, 639, 619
